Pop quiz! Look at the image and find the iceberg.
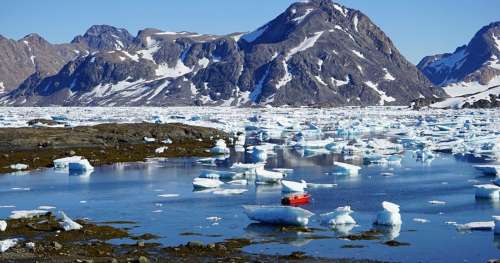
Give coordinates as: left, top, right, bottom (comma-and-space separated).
320, 206, 356, 225
281, 180, 307, 193
68, 158, 94, 172
59, 211, 82, 231
474, 184, 500, 199
251, 146, 268, 161
255, 167, 284, 184
211, 139, 230, 155
230, 162, 265, 175
0, 238, 18, 253
243, 205, 314, 226
473, 165, 500, 176
192, 178, 224, 189
334, 161, 361, 176
0, 220, 6, 231
374, 201, 402, 226
53, 156, 85, 169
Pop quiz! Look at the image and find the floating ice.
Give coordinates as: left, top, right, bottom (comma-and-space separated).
455, 221, 495, 231
281, 180, 307, 193
158, 194, 179, 198
374, 201, 402, 226
255, 167, 284, 184
211, 139, 230, 155
306, 182, 337, 188
192, 178, 224, 189
68, 158, 94, 172
334, 161, 361, 176
428, 200, 446, 205
53, 156, 85, 169
321, 206, 356, 225
213, 189, 248, 195
474, 184, 500, 199
0, 221, 6, 232
413, 218, 429, 223
243, 205, 314, 226
10, 210, 49, 219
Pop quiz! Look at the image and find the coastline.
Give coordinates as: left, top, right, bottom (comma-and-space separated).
0, 122, 227, 174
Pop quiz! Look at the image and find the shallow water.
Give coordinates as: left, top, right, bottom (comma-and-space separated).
0, 149, 498, 262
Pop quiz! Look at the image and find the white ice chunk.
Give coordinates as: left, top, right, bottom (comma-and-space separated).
281, 180, 307, 193
10, 210, 49, 219
193, 178, 224, 189
59, 211, 82, 231
455, 221, 495, 231
0, 238, 18, 253
0, 221, 6, 232
243, 205, 314, 226
321, 206, 356, 225
374, 201, 402, 226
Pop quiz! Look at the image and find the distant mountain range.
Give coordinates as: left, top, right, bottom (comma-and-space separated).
1, 0, 496, 108
418, 22, 500, 108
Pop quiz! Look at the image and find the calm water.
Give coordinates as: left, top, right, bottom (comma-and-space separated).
0, 149, 498, 262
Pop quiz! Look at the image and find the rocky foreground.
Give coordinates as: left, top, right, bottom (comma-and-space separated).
0, 122, 227, 173
0, 213, 388, 263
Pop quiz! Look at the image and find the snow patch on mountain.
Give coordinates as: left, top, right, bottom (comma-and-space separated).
432, 76, 500, 108
383, 68, 396, 81
155, 60, 193, 78
292, 8, 314, 24
365, 81, 395, 105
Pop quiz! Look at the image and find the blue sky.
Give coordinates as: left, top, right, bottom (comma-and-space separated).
1, 0, 499, 63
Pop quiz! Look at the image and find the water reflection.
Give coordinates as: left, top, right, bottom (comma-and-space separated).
373, 224, 402, 240
244, 223, 313, 247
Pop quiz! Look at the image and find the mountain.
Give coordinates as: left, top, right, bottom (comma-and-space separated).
1, 0, 444, 106
418, 22, 500, 108
0, 33, 86, 94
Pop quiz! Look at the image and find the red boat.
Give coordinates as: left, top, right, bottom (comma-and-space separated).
281, 193, 311, 206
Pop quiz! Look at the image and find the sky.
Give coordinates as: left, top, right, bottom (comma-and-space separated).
1, 0, 499, 64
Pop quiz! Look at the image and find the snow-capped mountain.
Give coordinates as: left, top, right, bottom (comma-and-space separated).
1, 0, 444, 106
418, 22, 500, 108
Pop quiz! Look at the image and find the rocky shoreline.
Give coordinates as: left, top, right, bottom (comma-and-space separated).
0, 122, 227, 174
0, 213, 387, 263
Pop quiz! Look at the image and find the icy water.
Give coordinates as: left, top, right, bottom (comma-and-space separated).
0, 149, 498, 262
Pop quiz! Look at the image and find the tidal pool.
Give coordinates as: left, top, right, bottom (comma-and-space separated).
0, 149, 498, 262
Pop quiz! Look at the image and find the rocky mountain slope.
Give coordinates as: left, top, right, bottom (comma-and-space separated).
418, 22, 500, 108
1, 0, 444, 106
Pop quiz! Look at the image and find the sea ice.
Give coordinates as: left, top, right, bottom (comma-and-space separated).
321, 206, 356, 225
374, 201, 402, 226
243, 205, 314, 226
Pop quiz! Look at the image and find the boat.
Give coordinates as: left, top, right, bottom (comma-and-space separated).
281, 193, 311, 206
